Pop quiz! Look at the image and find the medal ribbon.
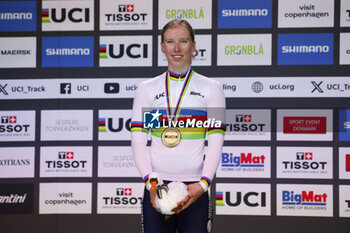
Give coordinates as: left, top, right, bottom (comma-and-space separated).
165, 68, 193, 123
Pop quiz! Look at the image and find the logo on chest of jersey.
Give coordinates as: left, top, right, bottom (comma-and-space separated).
153, 92, 165, 101
189, 91, 204, 98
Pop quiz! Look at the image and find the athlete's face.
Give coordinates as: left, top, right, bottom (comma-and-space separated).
161, 25, 196, 73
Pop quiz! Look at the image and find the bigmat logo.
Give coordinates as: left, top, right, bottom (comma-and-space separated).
217, 34, 272, 66
0, 110, 35, 141
0, 147, 34, 178
99, 36, 152, 67
100, 0, 152, 30
158, 35, 212, 67
42, 0, 93, 31
340, 0, 350, 27
217, 147, 270, 178
39, 183, 92, 214
98, 110, 131, 141
339, 185, 350, 217
97, 183, 144, 214
41, 110, 93, 141
158, 0, 212, 29
218, 0, 272, 29
278, 0, 334, 28
0, 184, 33, 214
0, 1, 36, 31
98, 147, 139, 177
277, 184, 333, 217
224, 109, 271, 141
278, 33, 333, 65
276, 147, 332, 179
42, 36, 93, 67
216, 183, 270, 216
339, 148, 350, 180
0, 37, 36, 68
40, 147, 92, 178
339, 109, 350, 141
277, 109, 333, 141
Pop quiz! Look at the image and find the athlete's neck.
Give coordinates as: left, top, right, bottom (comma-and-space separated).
168, 67, 191, 78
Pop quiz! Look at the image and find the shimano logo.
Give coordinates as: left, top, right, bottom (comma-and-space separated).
222, 9, 268, 17
282, 45, 329, 53
46, 48, 90, 56
0, 12, 32, 20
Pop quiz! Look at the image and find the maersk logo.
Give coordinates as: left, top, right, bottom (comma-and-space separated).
0, 1, 36, 32
42, 36, 93, 67
218, 0, 272, 29
278, 33, 333, 65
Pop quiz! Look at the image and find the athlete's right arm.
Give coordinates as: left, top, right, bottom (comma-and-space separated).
131, 82, 153, 183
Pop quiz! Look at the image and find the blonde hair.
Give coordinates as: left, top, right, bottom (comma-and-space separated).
161, 19, 195, 43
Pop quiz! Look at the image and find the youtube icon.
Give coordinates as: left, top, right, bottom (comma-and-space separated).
104, 83, 119, 94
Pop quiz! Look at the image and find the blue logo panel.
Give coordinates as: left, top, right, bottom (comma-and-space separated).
278, 33, 333, 65
0, 1, 36, 31
42, 36, 94, 67
143, 110, 161, 129
218, 0, 272, 29
339, 109, 350, 141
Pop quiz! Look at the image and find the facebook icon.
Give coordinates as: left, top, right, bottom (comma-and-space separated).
60, 83, 71, 94
143, 109, 161, 129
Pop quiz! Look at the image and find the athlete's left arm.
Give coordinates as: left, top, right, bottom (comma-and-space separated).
177, 80, 226, 212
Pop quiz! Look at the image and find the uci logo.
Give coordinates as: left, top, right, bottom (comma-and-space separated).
106, 44, 148, 59
42, 8, 90, 23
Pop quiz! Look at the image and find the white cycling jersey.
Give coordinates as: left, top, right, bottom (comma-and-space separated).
131, 69, 225, 187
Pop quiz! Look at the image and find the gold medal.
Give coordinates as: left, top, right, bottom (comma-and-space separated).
161, 127, 181, 147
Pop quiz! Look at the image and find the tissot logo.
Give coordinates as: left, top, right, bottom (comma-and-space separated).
97, 183, 144, 214
0, 115, 29, 133
218, 0, 272, 29
0, 184, 33, 214
0, 1, 36, 32
40, 147, 92, 177
226, 114, 265, 132
60, 83, 71, 94
42, 0, 94, 31
278, 33, 333, 65
339, 185, 350, 217
277, 147, 333, 179
100, 0, 152, 30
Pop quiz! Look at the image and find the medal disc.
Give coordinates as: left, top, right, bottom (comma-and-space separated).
161, 127, 181, 147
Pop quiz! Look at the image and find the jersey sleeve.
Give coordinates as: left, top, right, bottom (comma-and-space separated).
131, 82, 153, 181
200, 79, 226, 190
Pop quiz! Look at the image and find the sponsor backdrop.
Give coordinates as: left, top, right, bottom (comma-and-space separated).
0, 0, 350, 233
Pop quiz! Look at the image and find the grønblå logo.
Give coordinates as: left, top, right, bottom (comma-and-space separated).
143, 110, 161, 129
